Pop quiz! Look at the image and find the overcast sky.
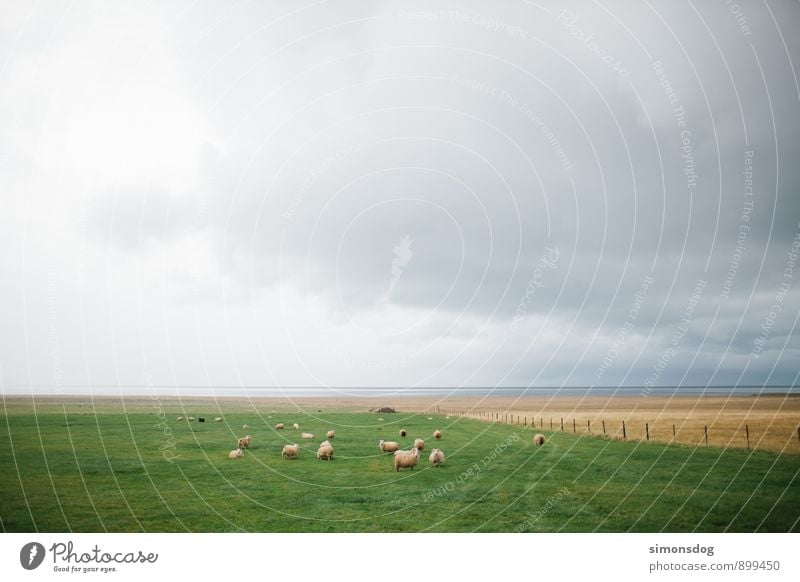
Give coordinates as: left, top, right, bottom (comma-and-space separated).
1, 0, 799, 393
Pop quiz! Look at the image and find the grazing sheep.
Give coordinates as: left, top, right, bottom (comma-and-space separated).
319, 440, 331, 448
301, 432, 314, 439
215, 417, 222, 422
281, 443, 300, 459
228, 448, 243, 459
378, 440, 399, 453
378, 418, 384, 421
427, 417, 433, 420
316, 444, 334, 460
243, 424, 249, 430
327, 430, 336, 439
533, 434, 545, 446
393, 447, 419, 471
429, 448, 445, 466
198, 417, 205, 423
237, 435, 253, 448
176, 416, 184, 421
414, 438, 425, 450
292, 423, 300, 430
399, 429, 407, 438
275, 423, 285, 429
433, 430, 442, 440
188, 417, 195, 421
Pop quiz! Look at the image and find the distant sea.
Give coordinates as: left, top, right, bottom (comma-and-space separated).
4, 386, 798, 398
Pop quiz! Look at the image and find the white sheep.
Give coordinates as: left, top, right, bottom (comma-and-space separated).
378, 440, 399, 453
281, 443, 299, 459
427, 417, 433, 420
429, 448, 445, 467
188, 416, 195, 421
378, 418, 384, 421
533, 434, 545, 446
215, 417, 222, 422
433, 430, 442, 439
320, 440, 331, 448
228, 448, 243, 459
176, 416, 184, 421
414, 438, 425, 450
316, 444, 334, 460
237, 435, 253, 448
292, 423, 300, 430
327, 430, 336, 439
393, 447, 419, 471
275, 423, 285, 429
242, 424, 249, 430
301, 432, 314, 439
399, 429, 407, 438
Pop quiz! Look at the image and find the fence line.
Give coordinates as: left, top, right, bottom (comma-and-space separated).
435, 408, 799, 453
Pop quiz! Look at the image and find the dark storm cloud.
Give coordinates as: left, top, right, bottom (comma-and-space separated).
1, 0, 798, 389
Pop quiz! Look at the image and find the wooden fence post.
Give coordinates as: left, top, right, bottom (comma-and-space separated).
672, 424, 676, 440
622, 420, 626, 439
573, 419, 576, 433
588, 419, 591, 433
704, 425, 708, 446
550, 418, 553, 430
745, 424, 750, 450
602, 420, 606, 435
561, 418, 564, 431
645, 423, 649, 441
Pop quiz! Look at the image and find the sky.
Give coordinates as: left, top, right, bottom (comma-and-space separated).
1, 0, 799, 393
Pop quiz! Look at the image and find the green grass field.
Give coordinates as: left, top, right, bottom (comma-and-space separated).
1, 404, 799, 532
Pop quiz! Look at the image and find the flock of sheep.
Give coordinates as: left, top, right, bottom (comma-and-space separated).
226, 421, 447, 471
180, 414, 546, 471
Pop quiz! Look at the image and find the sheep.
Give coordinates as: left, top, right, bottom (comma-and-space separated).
228, 448, 243, 459
427, 417, 433, 420
275, 423, 285, 429
327, 430, 336, 439
292, 423, 300, 430
176, 416, 184, 421
301, 432, 314, 439
281, 443, 299, 459
237, 435, 253, 448
316, 444, 334, 460
533, 434, 546, 446
378, 418, 384, 421
414, 438, 425, 450
215, 417, 222, 422
399, 429, 407, 438
188, 416, 195, 421
429, 448, 445, 467
378, 440, 399, 453
242, 424, 249, 430
393, 447, 419, 471
433, 430, 442, 439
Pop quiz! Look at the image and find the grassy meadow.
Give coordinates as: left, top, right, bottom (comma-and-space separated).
1, 398, 799, 532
